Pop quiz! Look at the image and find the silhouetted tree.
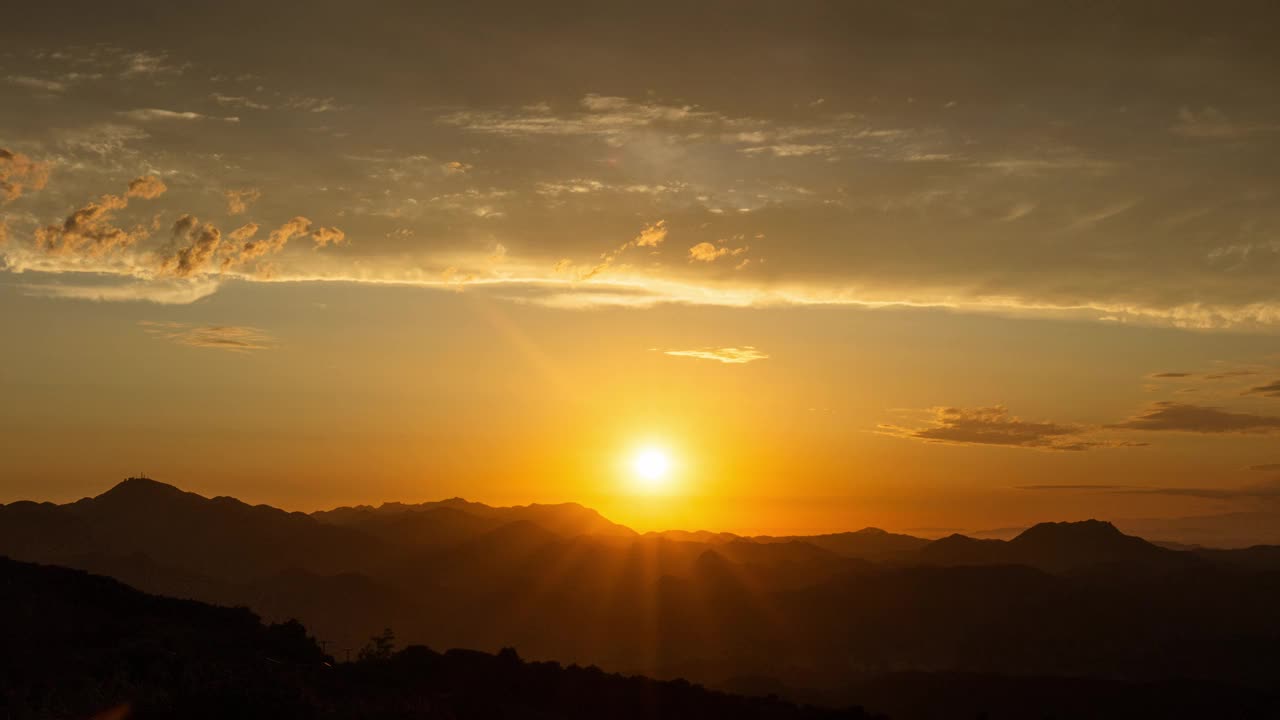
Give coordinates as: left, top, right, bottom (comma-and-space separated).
358, 627, 396, 662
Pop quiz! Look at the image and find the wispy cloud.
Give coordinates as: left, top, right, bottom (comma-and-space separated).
224, 188, 262, 215
140, 321, 274, 352
1243, 379, 1280, 398
6, 75, 66, 93
1171, 106, 1279, 140
1111, 402, 1280, 433
1018, 481, 1280, 501
22, 278, 222, 305
881, 405, 1146, 452
119, 108, 239, 123
662, 346, 769, 364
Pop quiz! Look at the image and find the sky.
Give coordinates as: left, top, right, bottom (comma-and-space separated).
3, 1, 1280, 539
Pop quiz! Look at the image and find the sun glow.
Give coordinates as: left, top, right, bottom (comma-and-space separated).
630, 447, 673, 491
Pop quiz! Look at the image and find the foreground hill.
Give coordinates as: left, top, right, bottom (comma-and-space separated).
0, 556, 876, 720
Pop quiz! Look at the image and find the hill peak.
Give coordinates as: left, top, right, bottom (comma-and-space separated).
1014, 519, 1125, 543
93, 477, 198, 503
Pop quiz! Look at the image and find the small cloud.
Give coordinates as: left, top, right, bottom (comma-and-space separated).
119, 108, 237, 122
662, 346, 768, 364
126, 175, 167, 199
7, 75, 66, 93
311, 226, 346, 248
119, 51, 186, 78
210, 93, 269, 110
1016, 484, 1137, 491
444, 160, 471, 174
1150, 371, 1194, 378
140, 321, 274, 352
634, 220, 667, 247
740, 143, 835, 157
285, 96, 341, 113
998, 202, 1036, 222
1205, 370, 1258, 380
225, 188, 262, 215
1111, 402, 1280, 433
688, 241, 748, 263
1247, 464, 1280, 473
0, 148, 52, 203
1243, 379, 1280, 398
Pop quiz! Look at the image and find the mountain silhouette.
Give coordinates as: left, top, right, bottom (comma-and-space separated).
315, 496, 637, 539
918, 519, 1201, 572
5, 478, 1280, 719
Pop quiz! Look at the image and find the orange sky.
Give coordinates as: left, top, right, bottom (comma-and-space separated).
3, 3, 1280, 538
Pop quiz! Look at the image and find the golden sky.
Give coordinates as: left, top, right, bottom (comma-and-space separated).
3, 2, 1280, 536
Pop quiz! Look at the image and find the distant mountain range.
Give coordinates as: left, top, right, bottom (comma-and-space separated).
4, 477, 1280, 716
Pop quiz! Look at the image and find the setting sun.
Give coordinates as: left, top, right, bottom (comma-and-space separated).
630, 447, 672, 490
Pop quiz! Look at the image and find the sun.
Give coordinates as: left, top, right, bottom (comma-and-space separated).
630, 447, 672, 491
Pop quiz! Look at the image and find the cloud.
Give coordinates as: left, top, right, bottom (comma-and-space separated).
1111, 402, 1280, 433
284, 96, 341, 113
1116, 481, 1280, 501
126, 175, 168, 199
881, 405, 1145, 451
633, 220, 667, 247
1149, 368, 1260, 381
158, 215, 222, 277
689, 241, 748, 263
120, 108, 238, 123
140, 321, 274, 352
55, 124, 148, 156
1018, 481, 1280, 501
22, 278, 221, 304
7, 75, 66, 93
740, 143, 836, 158
662, 346, 769, 364
224, 189, 262, 215
224, 216, 316, 268
119, 51, 186, 78
310, 226, 346, 248
1016, 484, 1137, 491
0, 149, 52, 203
33, 175, 166, 257
1243, 380, 1280, 398
442, 94, 714, 139
554, 220, 668, 280
211, 94, 269, 110
1171, 107, 1279, 139
228, 223, 259, 242
1248, 464, 1280, 473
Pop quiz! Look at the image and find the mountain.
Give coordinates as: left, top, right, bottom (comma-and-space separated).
752, 528, 931, 561
917, 519, 1201, 572
7, 477, 1280, 716
0, 477, 388, 581
314, 496, 637, 539
0, 556, 877, 720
